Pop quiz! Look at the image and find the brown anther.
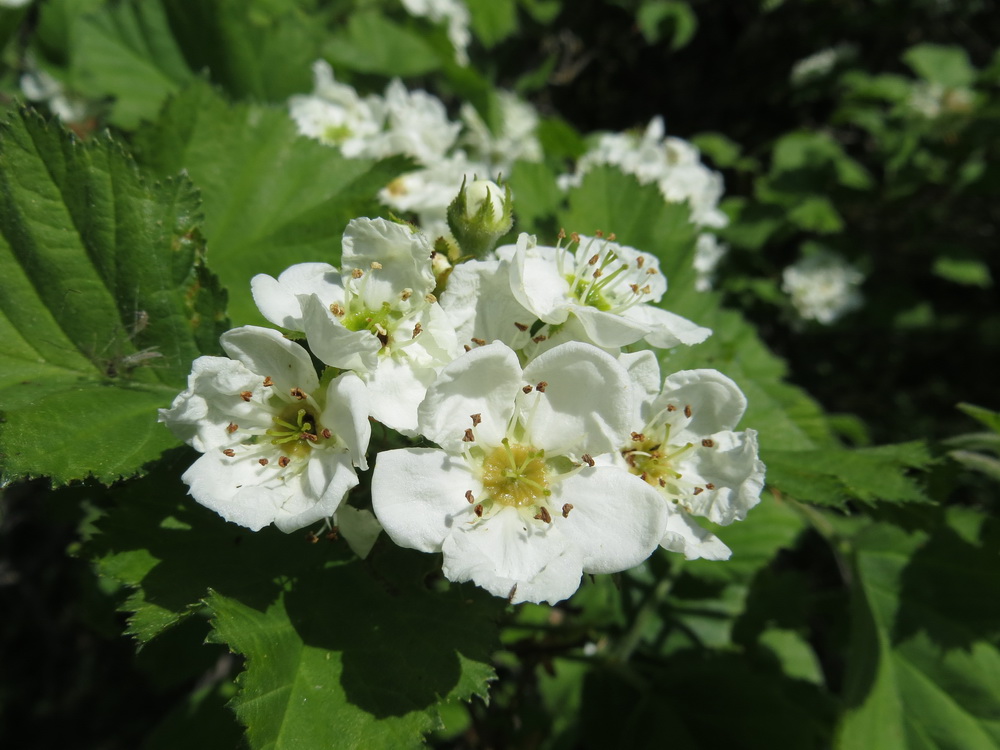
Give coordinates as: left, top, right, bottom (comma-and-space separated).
666, 404, 677, 412
640, 472, 648, 482
630, 284, 640, 294
351, 268, 364, 279
507, 583, 518, 603
693, 487, 704, 495
240, 391, 252, 402
412, 322, 422, 337
532, 335, 547, 343
471, 413, 482, 426
595, 229, 604, 238
641, 285, 651, 295
263, 377, 274, 387
625, 453, 637, 467
259, 458, 269, 466
684, 405, 692, 418
326, 527, 340, 542
474, 504, 484, 518
306, 531, 319, 544
227, 423, 238, 433
534, 506, 552, 524
514, 321, 529, 331
631, 432, 645, 441
471, 337, 486, 346
303, 433, 318, 442
291, 387, 307, 400
705, 483, 716, 490
370, 261, 382, 270
330, 302, 345, 318
522, 385, 533, 394
223, 448, 236, 457
425, 293, 437, 304
608, 233, 616, 241
558, 228, 566, 239
702, 438, 715, 448
646, 267, 658, 275
400, 288, 412, 301
588, 253, 600, 265
463, 428, 475, 442
658, 478, 666, 487
321, 428, 332, 439
465, 490, 476, 504
593, 268, 603, 278
562, 503, 574, 518
570, 232, 581, 243
636, 256, 645, 268
536, 381, 548, 393
582, 454, 595, 467
464, 344, 471, 352
278, 456, 291, 468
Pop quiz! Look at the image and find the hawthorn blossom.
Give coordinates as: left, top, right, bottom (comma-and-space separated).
620, 368, 765, 560
782, 249, 864, 324
495, 232, 711, 351
288, 61, 386, 155
371, 341, 669, 604
158, 326, 373, 541
251, 218, 459, 434
460, 90, 543, 172
400, 0, 472, 66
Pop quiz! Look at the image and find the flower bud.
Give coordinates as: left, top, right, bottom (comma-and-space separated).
446, 177, 514, 259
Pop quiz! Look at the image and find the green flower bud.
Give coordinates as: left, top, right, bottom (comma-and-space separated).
446, 177, 514, 260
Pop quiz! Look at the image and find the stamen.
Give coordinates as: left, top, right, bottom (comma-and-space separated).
507, 584, 518, 603
263, 377, 274, 387
534, 507, 552, 523
666, 404, 677, 412
693, 487, 703, 495
471, 337, 486, 346
351, 268, 364, 279
532, 335, 547, 343
474, 504, 484, 518
705, 483, 716, 490
562, 503, 574, 518
536, 381, 548, 393
330, 303, 345, 317
514, 321, 528, 331
684, 405, 692, 418
581, 454, 595, 467
240, 391, 252, 402
471, 413, 482, 426
259, 458, 269, 466
321, 429, 332, 439
400, 288, 412, 301
370, 261, 382, 270
278, 456, 290, 468
425, 293, 437, 304
291, 387, 307, 400
632, 432, 645, 441
223, 448, 236, 457
701, 438, 715, 447
465, 490, 475, 504
522, 385, 533, 394
227, 423, 238, 433
412, 322, 422, 337
463, 429, 475, 442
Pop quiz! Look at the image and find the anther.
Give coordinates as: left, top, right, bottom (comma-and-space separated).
463, 429, 475, 442
588, 253, 600, 265
326, 528, 339, 542
658, 478, 666, 487
630, 284, 640, 294
647, 268, 658, 275
259, 458, 269, 466
705, 483, 716, 490
425, 293, 437, 304
536, 381, 548, 393
471, 413, 482, 426
474, 504, 484, 518
582, 454, 595, 467
514, 322, 528, 331
593, 269, 603, 278
693, 487, 704, 495
534, 507, 552, 524
321, 428, 332, 439
223, 449, 236, 457
608, 233, 616, 241
570, 232, 581, 243
507, 583, 517, 603
330, 303, 345, 317
684, 405, 692, 418
701, 438, 715, 447
351, 268, 364, 279
471, 337, 486, 346
464, 344, 471, 352
641, 285, 651, 294
631, 432, 645, 441
522, 385, 533, 394
558, 228, 566, 239
370, 261, 382, 270
595, 229, 604, 238
532, 335, 547, 343
240, 391, 252, 402
636, 256, 645, 268
227, 423, 238, 433
562, 503, 574, 518
400, 288, 412, 301
303, 433, 318, 442
465, 490, 475, 504
306, 531, 318, 543
278, 456, 290, 468
412, 322, 422, 337
291, 387, 307, 400
263, 377, 274, 387
666, 404, 676, 412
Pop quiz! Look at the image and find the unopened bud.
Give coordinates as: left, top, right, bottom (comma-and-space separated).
446, 177, 514, 259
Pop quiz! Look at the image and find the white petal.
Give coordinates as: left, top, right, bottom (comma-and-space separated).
676, 429, 765, 525
182, 452, 288, 531
625, 305, 712, 348
371, 448, 477, 553
555, 468, 666, 573
572, 305, 649, 348
442, 507, 583, 604
250, 263, 340, 330
366, 355, 439, 436
653, 369, 748, 439
335, 505, 383, 559
320, 372, 371, 470
299, 294, 381, 372
659, 510, 732, 561
619, 350, 661, 411
418, 342, 521, 451
440, 258, 534, 349
220, 325, 319, 395
520, 342, 635, 456
342, 218, 435, 304
273, 452, 359, 533
508, 238, 571, 324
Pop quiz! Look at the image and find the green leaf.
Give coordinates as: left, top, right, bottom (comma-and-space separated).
765, 442, 933, 508
325, 11, 441, 77
72, 0, 193, 129
0, 108, 226, 485
957, 403, 1000, 434
838, 511, 1000, 749
208, 558, 497, 750
468, 0, 518, 48
133, 81, 409, 325
933, 256, 993, 288
903, 43, 976, 89
636, 0, 697, 49
508, 159, 562, 232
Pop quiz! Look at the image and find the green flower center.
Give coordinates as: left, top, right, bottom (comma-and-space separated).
267, 405, 321, 458
322, 124, 353, 144
342, 301, 402, 347
622, 430, 694, 493
480, 440, 550, 507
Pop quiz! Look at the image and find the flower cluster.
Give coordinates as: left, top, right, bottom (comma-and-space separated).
160, 186, 765, 604
782, 248, 864, 324
558, 116, 729, 291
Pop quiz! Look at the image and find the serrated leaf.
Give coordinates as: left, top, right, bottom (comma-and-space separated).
0, 108, 226, 485
838, 511, 1000, 749
207, 557, 498, 750
133, 81, 410, 325
958, 403, 1000, 434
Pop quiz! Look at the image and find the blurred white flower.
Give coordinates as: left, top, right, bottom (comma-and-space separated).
782, 250, 864, 324
20, 62, 90, 124
693, 233, 728, 292
400, 0, 472, 66
460, 90, 543, 172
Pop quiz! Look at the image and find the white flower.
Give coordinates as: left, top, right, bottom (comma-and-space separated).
158, 326, 372, 536
782, 250, 864, 324
288, 61, 386, 156
400, 0, 472, 66
497, 232, 712, 350
693, 233, 728, 292
371, 341, 668, 604
620, 368, 765, 560
251, 218, 459, 434
20, 61, 90, 124
375, 79, 462, 164
460, 91, 543, 172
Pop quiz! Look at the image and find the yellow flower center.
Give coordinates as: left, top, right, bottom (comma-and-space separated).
480, 440, 549, 507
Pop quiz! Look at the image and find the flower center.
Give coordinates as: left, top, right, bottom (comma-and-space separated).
342, 301, 402, 348
622, 429, 694, 495
322, 123, 353, 144
266, 405, 321, 458
480, 440, 549, 507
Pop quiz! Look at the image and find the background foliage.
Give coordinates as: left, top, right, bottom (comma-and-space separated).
1, 1, 997, 748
